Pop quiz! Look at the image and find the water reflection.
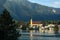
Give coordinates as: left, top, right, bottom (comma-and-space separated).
18, 29, 60, 40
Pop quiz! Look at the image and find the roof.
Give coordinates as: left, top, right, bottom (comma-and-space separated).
32, 21, 42, 24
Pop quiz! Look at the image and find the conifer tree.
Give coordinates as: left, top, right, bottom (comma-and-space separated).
0, 9, 19, 40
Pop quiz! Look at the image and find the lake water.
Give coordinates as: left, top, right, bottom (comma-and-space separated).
17, 29, 60, 40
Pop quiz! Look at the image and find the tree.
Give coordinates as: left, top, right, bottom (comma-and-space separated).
0, 9, 19, 40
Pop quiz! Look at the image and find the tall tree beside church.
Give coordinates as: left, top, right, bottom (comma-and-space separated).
0, 9, 19, 40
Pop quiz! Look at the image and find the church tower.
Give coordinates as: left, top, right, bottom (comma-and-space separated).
29, 18, 32, 27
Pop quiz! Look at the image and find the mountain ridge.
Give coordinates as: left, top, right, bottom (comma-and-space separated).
0, 0, 60, 21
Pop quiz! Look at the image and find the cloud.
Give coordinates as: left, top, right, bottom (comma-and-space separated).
52, 2, 60, 8
28, 0, 60, 8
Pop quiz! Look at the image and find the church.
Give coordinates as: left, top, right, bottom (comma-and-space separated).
29, 18, 43, 29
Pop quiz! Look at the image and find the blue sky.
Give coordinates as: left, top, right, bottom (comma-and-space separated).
28, 0, 60, 8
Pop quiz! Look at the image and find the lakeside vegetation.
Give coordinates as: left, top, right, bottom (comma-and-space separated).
0, 9, 19, 40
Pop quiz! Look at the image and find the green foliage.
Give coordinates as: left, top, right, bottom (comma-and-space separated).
0, 9, 19, 40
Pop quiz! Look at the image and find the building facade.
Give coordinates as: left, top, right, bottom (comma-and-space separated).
29, 18, 43, 28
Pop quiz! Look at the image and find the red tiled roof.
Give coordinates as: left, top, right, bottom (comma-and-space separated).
32, 21, 42, 24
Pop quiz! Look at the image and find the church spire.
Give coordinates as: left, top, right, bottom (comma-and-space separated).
29, 17, 32, 27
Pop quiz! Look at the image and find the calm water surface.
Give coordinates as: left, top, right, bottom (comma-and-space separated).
17, 29, 60, 40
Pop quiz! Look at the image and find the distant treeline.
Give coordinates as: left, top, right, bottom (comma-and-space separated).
41, 20, 60, 24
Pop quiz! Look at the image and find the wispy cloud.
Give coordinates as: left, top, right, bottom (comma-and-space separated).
28, 0, 60, 8
52, 2, 60, 8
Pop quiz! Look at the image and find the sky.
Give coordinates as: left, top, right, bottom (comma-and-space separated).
28, 0, 60, 8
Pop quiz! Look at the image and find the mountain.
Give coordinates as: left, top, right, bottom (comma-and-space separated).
1, 0, 60, 21
0, 0, 7, 13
